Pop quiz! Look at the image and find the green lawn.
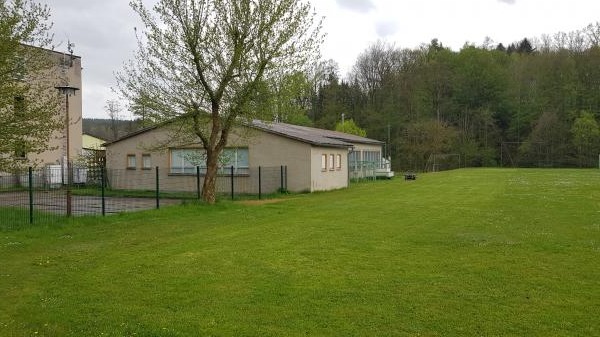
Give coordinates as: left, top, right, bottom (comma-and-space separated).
1, 168, 598, 336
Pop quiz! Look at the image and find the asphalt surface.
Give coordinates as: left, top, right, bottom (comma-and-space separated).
0, 191, 181, 216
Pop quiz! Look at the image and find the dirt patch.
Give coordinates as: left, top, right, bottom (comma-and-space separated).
238, 198, 288, 206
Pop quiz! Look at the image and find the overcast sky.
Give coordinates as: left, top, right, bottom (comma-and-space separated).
40, 0, 600, 119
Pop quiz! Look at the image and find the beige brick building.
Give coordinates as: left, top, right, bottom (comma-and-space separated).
0, 47, 82, 189
104, 121, 385, 194
36, 49, 83, 169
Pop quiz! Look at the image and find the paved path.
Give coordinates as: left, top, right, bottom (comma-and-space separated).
0, 191, 181, 216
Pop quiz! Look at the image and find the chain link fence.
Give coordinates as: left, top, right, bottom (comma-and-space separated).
0, 165, 288, 229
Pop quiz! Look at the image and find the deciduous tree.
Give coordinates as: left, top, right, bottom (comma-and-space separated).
118, 0, 322, 203
256, 71, 313, 126
334, 119, 366, 137
105, 99, 122, 140
0, 0, 61, 172
571, 111, 599, 166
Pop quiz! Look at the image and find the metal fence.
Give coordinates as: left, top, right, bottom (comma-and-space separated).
349, 161, 377, 181
0, 165, 288, 229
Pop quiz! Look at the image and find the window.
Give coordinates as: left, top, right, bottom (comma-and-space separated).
363, 150, 381, 167
329, 154, 335, 171
349, 150, 360, 170
321, 154, 327, 171
336, 154, 342, 170
170, 148, 249, 175
126, 154, 136, 169
221, 148, 249, 174
142, 154, 152, 170
170, 148, 198, 174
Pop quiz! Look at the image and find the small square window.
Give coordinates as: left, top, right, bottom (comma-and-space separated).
142, 154, 151, 170
127, 154, 136, 169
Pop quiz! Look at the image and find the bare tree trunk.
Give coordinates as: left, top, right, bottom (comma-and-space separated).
201, 149, 219, 204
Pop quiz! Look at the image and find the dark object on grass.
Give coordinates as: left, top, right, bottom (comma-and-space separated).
404, 173, 417, 180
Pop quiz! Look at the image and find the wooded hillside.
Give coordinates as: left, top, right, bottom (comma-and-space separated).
307, 23, 600, 170
82, 118, 143, 142
117, 22, 600, 171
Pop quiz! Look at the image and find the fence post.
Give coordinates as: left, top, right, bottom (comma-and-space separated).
230, 165, 234, 200
196, 166, 201, 200
285, 165, 288, 191
28, 167, 33, 224
258, 166, 262, 200
101, 166, 106, 216
66, 163, 72, 217
155, 166, 160, 209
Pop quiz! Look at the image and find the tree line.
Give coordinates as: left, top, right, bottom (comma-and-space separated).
269, 23, 600, 171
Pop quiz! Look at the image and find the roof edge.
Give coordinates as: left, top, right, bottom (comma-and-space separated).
104, 119, 384, 149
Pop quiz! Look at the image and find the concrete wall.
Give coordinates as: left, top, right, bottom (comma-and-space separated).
309, 147, 348, 192
105, 126, 291, 194
246, 130, 312, 192
29, 51, 83, 167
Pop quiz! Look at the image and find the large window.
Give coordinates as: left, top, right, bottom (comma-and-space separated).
170, 148, 249, 175
170, 149, 196, 174
363, 150, 381, 166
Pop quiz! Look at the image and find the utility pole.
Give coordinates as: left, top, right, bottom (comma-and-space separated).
55, 85, 79, 217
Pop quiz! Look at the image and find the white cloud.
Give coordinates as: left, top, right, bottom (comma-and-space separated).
375, 20, 398, 38
335, 0, 375, 13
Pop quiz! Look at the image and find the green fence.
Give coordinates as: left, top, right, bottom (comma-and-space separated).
0, 165, 288, 229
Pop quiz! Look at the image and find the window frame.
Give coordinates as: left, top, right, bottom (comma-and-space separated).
363, 150, 381, 167
142, 154, 152, 170
321, 154, 327, 172
329, 154, 335, 171
126, 154, 137, 170
169, 147, 249, 176
349, 150, 360, 170
336, 154, 342, 170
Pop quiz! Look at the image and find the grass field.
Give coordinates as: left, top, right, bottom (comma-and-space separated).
1, 168, 598, 336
